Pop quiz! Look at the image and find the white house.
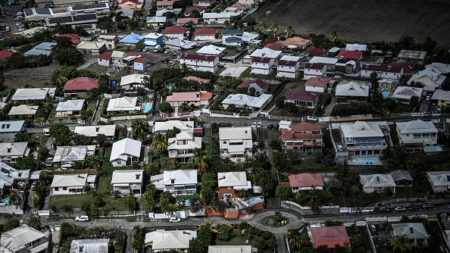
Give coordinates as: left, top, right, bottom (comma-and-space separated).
277, 55, 301, 78
70, 239, 110, 253
107, 97, 140, 113
0, 225, 49, 253
146, 16, 167, 26
431, 89, 450, 106
76, 41, 106, 55
0, 142, 29, 163
151, 169, 198, 196
335, 81, 370, 100
11, 88, 55, 102
50, 174, 95, 195
217, 171, 252, 199
219, 127, 253, 162
145, 230, 197, 252
221, 93, 272, 110
250, 48, 282, 75
52, 145, 96, 168
305, 77, 333, 93
98, 51, 112, 67
98, 34, 117, 50
74, 125, 116, 139
359, 174, 396, 193
168, 131, 202, 160
396, 120, 438, 152
303, 63, 327, 80
309, 56, 338, 71
407, 67, 446, 92
426, 171, 450, 193
55, 99, 85, 117
152, 120, 196, 135
392, 86, 423, 103
120, 73, 149, 90
202, 12, 232, 24
345, 43, 367, 52
196, 44, 225, 56
111, 169, 144, 195
0, 121, 25, 143
110, 138, 142, 166
360, 64, 404, 80
179, 53, 219, 73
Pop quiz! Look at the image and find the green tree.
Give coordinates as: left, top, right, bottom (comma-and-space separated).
285, 26, 295, 38
132, 226, 145, 251
50, 123, 72, 146
132, 120, 149, 140
142, 184, 156, 213
275, 96, 285, 109
159, 102, 173, 114
189, 222, 213, 253
96, 134, 107, 147
217, 224, 232, 241
126, 195, 137, 212
28, 215, 41, 230
151, 135, 168, 153
3, 215, 20, 231
160, 191, 177, 212
389, 237, 411, 253
275, 184, 293, 200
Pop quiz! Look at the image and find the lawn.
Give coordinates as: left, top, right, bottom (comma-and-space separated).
215, 229, 247, 245
284, 81, 305, 92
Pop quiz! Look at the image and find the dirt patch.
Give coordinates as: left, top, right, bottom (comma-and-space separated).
3, 63, 61, 88
252, 0, 450, 46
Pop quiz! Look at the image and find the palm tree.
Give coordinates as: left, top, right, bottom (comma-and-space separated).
194, 155, 209, 174
132, 120, 149, 140
389, 237, 411, 253
285, 26, 295, 38
151, 135, 168, 153
330, 31, 341, 44
270, 23, 279, 35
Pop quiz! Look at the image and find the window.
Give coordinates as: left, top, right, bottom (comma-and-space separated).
63, 187, 67, 190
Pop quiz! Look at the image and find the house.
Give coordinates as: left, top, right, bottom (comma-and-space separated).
335, 81, 370, 100
51, 174, 95, 195
359, 174, 396, 193
107, 97, 140, 113
309, 56, 338, 71
118, 0, 142, 10
76, 41, 107, 55
361, 64, 405, 80
0, 225, 49, 253
221, 29, 243, 46
142, 32, 164, 51
8, 105, 38, 118
46, 13, 98, 28
407, 67, 446, 92
392, 86, 423, 103
391, 223, 429, 246
238, 79, 269, 95
0, 121, 25, 143
309, 226, 351, 249
337, 49, 363, 61
184, 6, 205, 16
281, 36, 311, 50
0, 49, 15, 61
250, 48, 282, 75
110, 138, 142, 166
221, 94, 272, 110
166, 91, 212, 109
179, 53, 219, 73
303, 63, 327, 80
152, 120, 198, 135
134, 57, 151, 71
63, 77, 99, 97
163, 26, 187, 39
196, 45, 225, 56
145, 230, 197, 252
345, 43, 367, 52
146, 16, 167, 26
119, 33, 143, 46
277, 55, 301, 78
391, 170, 413, 187
219, 127, 253, 162
432, 89, 450, 106
120, 73, 149, 90
23, 42, 56, 56
242, 32, 260, 44
152, 169, 198, 196
168, 130, 202, 160
176, 17, 199, 25
156, 0, 176, 9
396, 120, 438, 152
280, 122, 323, 151
55, 99, 85, 117
111, 169, 144, 195
193, 0, 214, 7
194, 27, 217, 41
426, 171, 450, 192
98, 51, 112, 67
397, 50, 427, 65
111, 50, 127, 68
217, 171, 252, 199
98, 34, 117, 50
0, 163, 30, 192
52, 145, 96, 167
305, 47, 327, 57
11, 87, 54, 102
165, 38, 197, 51
284, 91, 319, 109
426, 62, 450, 74
202, 12, 232, 24
305, 77, 333, 93
288, 173, 324, 192
74, 125, 116, 139
70, 239, 109, 253
335, 59, 357, 74
0, 142, 28, 163
208, 245, 253, 253
68, 3, 110, 15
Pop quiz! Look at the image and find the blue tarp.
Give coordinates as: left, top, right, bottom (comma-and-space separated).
119, 33, 143, 45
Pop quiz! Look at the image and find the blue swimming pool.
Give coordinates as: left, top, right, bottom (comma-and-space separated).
351, 157, 381, 166
143, 103, 153, 113
381, 90, 391, 98
424, 146, 442, 153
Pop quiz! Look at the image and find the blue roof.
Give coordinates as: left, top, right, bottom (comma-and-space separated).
24, 42, 56, 56
119, 33, 143, 45
35, 42, 57, 50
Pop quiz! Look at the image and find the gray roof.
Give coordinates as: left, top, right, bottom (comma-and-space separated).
391, 223, 429, 240
360, 174, 396, 188
51, 174, 88, 187
335, 81, 370, 97
0, 225, 47, 252
426, 171, 450, 187
396, 120, 438, 134
221, 29, 243, 36
390, 170, 413, 182
70, 239, 109, 253
225, 36, 242, 43
56, 99, 85, 112
0, 121, 25, 133
0, 142, 28, 157
431, 89, 450, 101
53, 145, 95, 163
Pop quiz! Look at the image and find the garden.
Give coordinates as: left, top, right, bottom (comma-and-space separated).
261, 211, 289, 227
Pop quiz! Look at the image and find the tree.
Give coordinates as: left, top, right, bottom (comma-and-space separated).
151, 135, 168, 153
132, 226, 145, 251
142, 184, 156, 213
330, 31, 341, 45
50, 123, 72, 146
132, 120, 149, 140
53, 37, 83, 66
248, 87, 256, 96
389, 237, 411, 253
159, 102, 173, 114
3, 215, 20, 231
275, 96, 285, 109
73, 133, 90, 145
217, 224, 232, 241
160, 192, 177, 212
126, 195, 137, 212
275, 184, 292, 200
28, 215, 41, 230
189, 222, 213, 253
285, 26, 295, 38
96, 134, 107, 147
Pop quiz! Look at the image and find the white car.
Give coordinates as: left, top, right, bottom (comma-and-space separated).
169, 217, 181, 223
251, 122, 257, 128
257, 122, 263, 128
75, 215, 89, 222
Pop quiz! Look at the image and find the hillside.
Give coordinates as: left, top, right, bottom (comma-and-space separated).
252, 0, 450, 46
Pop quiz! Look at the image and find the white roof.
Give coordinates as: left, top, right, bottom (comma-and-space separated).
425, 62, 450, 74
431, 89, 450, 101
392, 86, 423, 101
110, 138, 142, 162
345, 43, 368, 52
341, 121, 384, 138
120, 73, 149, 86
208, 245, 252, 253
53, 145, 95, 163
0, 121, 25, 133
145, 230, 196, 250
203, 12, 232, 19
397, 50, 427, 60
166, 38, 197, 49
0, 162, 29, 188
426, 171, 450, 187
221, 93, 272, 109
70, 239, 109, 253
219, 127, 252, 140
56, 99, 85, 112
111, 50, 125, 58
242, 32, 259, 43
146, 16, 167, 23
250, 47, 282, 59
144, 32, 164, 39
8, 105, 39, 116
168, 132, 202, 151
360, 174, 396, 188
217, 171, 251, 189
407, 67, 446, 90
392, 223, 429, 240
0, 225, 47, 252
197, 45, 226, 55
76, 41, 106, 50
74, 125, 116, 137
107, 97, 139, 111
163, 169, 197, 186
309, 56, 338, 65
335, 81, 370, 97
11, 88, 55, 101
153, 120, 194, 133
396, 120, 438, 134
279, 55, 301, 62
51, 174, 88, 188
0, 142, 28, 157
111, 169, 144, 184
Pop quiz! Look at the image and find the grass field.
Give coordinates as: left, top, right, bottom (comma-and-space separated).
252, 0, 450, 46
3, 63, 60, 88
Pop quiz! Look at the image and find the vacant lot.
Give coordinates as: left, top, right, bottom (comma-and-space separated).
4, 63, 61, 88
252, 0, 450, 46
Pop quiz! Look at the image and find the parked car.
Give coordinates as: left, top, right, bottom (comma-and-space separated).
168, 217, 180, 223
75, 215, 90, 222
257, 122, 262, 128
393, 206, 407, 212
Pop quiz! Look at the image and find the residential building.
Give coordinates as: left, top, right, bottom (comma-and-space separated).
50, 174, 95, 195
111, 169, 144, 195
426, 171, 450, 192
0, 121, 25, 143
120, 73, 149, 90
58, 33, 80, 44
165, 38, 197, 51
98, 51, 112, 67
221, 29, 243, 46
361, 64, 405, 80
146, 16, 167, 26
11, 88, 54, 102
335, 81, 370, 100
23, 42, 56, 56
70, 239, 109, 253
391, 223, 429, 246
305, 77, 333, 93
76, 41, 107, 55
431, 89, 450, 106
219, 127, 253, 162
152, 120, 201, 135
392, 86, 423, 103
156, 0, 176, 9
397, 50, 427, 65
337, 49, 363, 61
46, 13, 98, 28
8, 105, 38, 118
0, 142, 29, 163
281, 36, 311, 49
179, 53, 219, 72
74, 125, 116, 139
345, 43, 367, 52
152, 169, 198, 196
309, 226, 351, 249
359, 174, 396, 193
52, 145, 96, 167
305, 47, 327, 57
221, 94, 272, 110
425, 62, 450, 74
396, 120, 438, 152
55, 99, 85, 117
98, 34, 118, 50
0, 225, 49, 253
280, 122, 323, 151
166, 91, 213, 109
238, 79, 269, 95
144, 230, 197, 252
118, 0, 142, 10
202, 12, 232, 24
303, 63, 327, 80
288, 173, 324, 192
309, 56, 338, 71
277, 55, 301, 78
106, 97, 140, 113
167, 130, 202, 160
119, 33, 143, 46
196, 45, 225, 56
0, 162, 30, 192
63, 77, 99, 97
194, 27, 217, 41
284, 90, 319, 109
335, 59, 357, 74
391, 170, 413, 187
407, 67, 446, 92
208, 245, 252, 253
193, 0, 214, 7
111, 50, 127, 67
110, 138, 141, 166
217, 171, 252, 199
163, 26, 187, 39
176, 17, 199, 25
250, 48, 282, 75
134, 57, 151, 71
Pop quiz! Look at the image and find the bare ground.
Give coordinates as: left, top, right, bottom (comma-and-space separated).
252, 0, 450, 46
3, 63, 61, 88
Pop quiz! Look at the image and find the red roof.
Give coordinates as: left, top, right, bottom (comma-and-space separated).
361, 64, 403, 73
305, 77, 333, 88
59, 33, 80, 44
390, 63, 414, 76
288, 173, 324, 188
194, 27, 217, 36
98, 51, 112, 60
306, 47, 327, 57
64, 77, 99, 91
337, 49, 363, 60
181, 53, 216, 62
251, 57, 271, 64
238, 79, 269, 91
164, 26, 187, 34
134, 57, 146, 63
184, 6, 205, 15
264, 42, 284, 51
285, 90, 318, 102
0, 49, 14, 60
278, 59, 298, 66
280, 122, 323, 142
310, 226, 351, 249
304, 63, 325, 70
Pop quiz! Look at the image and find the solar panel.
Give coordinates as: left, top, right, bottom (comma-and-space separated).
48, 16, 73, 24
72, 3, 108, 10
24, 8, 34, 16
72, 13, 97, 22
35, 8, 51, 15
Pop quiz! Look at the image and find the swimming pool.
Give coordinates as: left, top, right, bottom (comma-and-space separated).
351, 157, 381, 166
246, 196, 264, 206
381, 90, 391, 98
143, 103, 153, 113
424, 146, 442, 153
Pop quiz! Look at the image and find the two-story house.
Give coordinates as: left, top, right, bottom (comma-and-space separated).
165, 91, 213, 109
396, 120, 438, 152
0, 121, 25, 143
0, 142, 29, 163
277, 55, 301, 78
110, 138, 142, 167
143, 32, 164, 50
0, 225, 49, 253
303, 63, 327, 80
202, 12, 232, 24
151, 169, 198, 196
280, 122, 323, 152
250, 48, 282, 75
361, 64, 405, 80
217, 171, 252, 200
179, 53, 219, 73
111, 169, 143, 196
168, 130, 202, 161
359, 174, 396, 193
219, 127, 253, 162
50, 174, 96, 195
